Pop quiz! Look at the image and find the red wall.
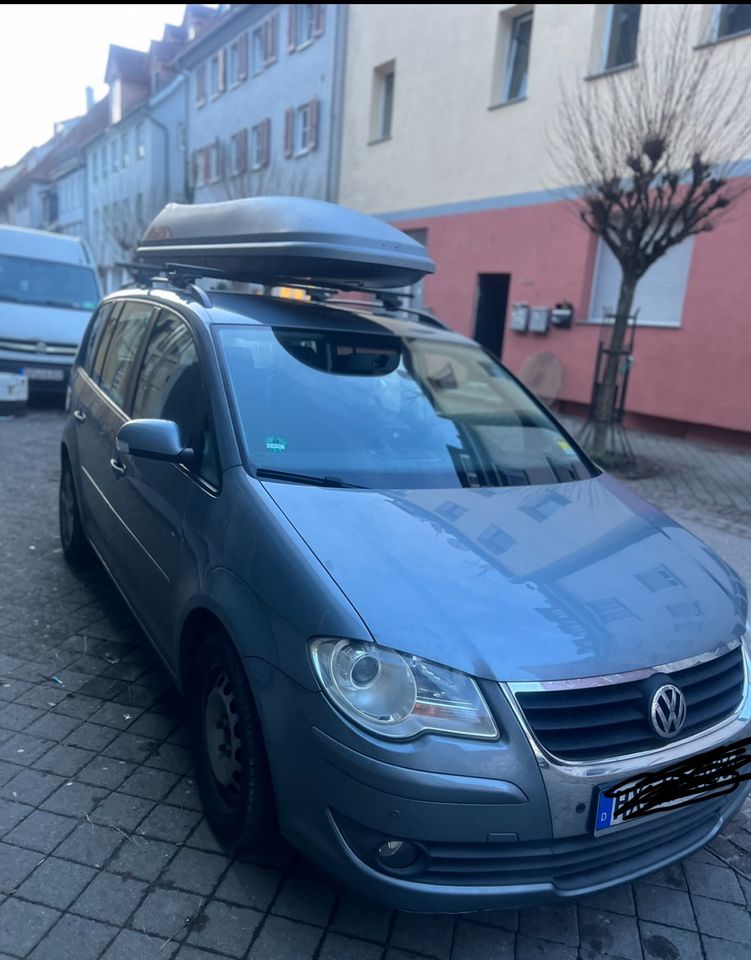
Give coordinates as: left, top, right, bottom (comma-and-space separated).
395, 184, 751, 435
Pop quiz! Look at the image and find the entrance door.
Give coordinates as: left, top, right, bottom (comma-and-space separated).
473, 273, 510, 358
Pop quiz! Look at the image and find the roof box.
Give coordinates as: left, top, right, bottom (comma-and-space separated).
136, 197, 435, 289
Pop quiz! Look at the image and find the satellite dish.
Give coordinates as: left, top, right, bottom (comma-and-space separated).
517, 351, 564, 406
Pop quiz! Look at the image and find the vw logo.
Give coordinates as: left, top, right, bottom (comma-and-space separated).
650, 684, 687, 739
35, 341, 48, 354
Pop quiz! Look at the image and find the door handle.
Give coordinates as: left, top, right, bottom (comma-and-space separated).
109, 457, 127, 478
73, 409, 86, 423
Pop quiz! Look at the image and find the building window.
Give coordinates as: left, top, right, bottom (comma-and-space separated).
503, 11, 533, 100
209, 52, 226, 97
230, 130, 247, 176
121, 132, 129, 169
195, 142, 223, 186
589, 235, 695, 327
229, 34, 249, 85
136, 122, 145, 159
111, 140, 118, 173
251, 119, 271, 170
477, 524, 514, 555
715, 3, 751, 40
16, 189, 28, 212
285, 100, 318, 157
92, 152, 99, 183
520, 492, 569, 523
196, 63, 207, 106
289, 4, 324, 50
370, 61, 395, 141
253, 14, 279, 72
602, 4, 641, 71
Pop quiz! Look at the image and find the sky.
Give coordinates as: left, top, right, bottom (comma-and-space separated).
0, 4, 212, 169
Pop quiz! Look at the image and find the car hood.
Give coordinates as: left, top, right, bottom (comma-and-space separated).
0, 300, 91, 347
264, 474, 747, 682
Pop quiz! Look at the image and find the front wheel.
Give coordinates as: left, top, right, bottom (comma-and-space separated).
190, 630, 276, 849
59, 456, 93, 568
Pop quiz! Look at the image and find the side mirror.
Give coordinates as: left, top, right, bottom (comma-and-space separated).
116, 419, 194, 466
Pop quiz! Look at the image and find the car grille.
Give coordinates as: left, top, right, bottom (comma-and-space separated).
421, 795, 725, 887
513, 644, 745, 762
0, 338, 77, 356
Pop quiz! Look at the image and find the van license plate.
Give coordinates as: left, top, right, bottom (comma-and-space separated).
26, 368, 64, 381
594, 737, 751, 835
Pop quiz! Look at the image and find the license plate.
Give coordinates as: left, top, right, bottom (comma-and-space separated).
594, 736, 751, 835
25, 367, 65, 381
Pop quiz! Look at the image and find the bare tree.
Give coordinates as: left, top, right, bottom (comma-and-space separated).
553, 8, 751, 455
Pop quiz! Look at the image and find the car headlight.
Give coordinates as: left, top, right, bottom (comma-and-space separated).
309, 638, 498, 740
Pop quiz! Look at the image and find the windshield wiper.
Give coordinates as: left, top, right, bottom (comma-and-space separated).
255, 467, 366, 489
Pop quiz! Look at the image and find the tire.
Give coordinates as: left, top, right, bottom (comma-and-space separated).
59, 456, 93, 568
190, 630, 276, 849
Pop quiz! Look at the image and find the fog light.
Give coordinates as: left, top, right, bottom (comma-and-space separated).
377, 839, 419, 869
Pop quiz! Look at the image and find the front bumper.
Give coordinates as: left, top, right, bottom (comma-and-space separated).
0, 356, 71, 394
249, 659, 751, 913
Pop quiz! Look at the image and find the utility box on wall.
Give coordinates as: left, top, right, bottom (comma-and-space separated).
510, 302, 530, 332
529, 307, 550, 334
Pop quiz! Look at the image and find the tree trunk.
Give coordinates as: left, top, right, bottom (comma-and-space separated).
591, 273, 637, 453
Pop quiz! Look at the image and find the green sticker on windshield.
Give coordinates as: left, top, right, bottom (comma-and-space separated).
556, 438, 577, 457
264, 435, 287, 453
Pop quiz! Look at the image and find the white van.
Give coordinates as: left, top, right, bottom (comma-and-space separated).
0, 226, 101, 395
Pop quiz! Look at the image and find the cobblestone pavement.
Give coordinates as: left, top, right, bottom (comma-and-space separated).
1, 406, 751, 960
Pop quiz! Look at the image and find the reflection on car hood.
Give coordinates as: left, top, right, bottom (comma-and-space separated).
264, 473, 747, 682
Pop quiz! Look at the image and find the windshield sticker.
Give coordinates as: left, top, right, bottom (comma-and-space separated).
556, 438, 577, 457
264, 435, 287, 453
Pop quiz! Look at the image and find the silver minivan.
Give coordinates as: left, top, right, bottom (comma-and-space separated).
0, 225, 101, 394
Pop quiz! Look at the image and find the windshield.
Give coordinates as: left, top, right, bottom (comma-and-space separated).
0, 253, 99, 310
218, 325, 595, 489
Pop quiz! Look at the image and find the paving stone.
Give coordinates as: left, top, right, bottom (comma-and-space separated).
162, 847, 229, 895
692, 895, 751, 945
186, 899, 262, 957
132, 887, 203, 939
579, 907, 643, 960
451, 920, 515, 960
137, 804, 202, 845
0, 842, 47, 893
0, 898, 60, 956
390, 911, 455, 959
4, 809, 77, 854
702, 935, 751, 959
516, 934, 579, 960
41, 780, 107, 817
173, 947, 228, 960
128, 711, 180, 740
53, 820, 123, 867
29, 913, 117, 960
0, 703, 47, 732
0, 733, 54, 766
213, 861, 282, 913
641, 862, 688, 891
62, 721, 119, 753
87, 702, 144, 730
109, 835, 178, 882
71, 871, 147, 925
0, 760, 19, 787
330, 889, 393, 942
683, 859, 745, 904
580, 883, 636, 915
0, 799, 34, 838
460, 910, 519, 932
0, 769, 65, 806
272, 872, 338, 927
92, 791, 154, 832
101, 928, 179, 960
317, 932, 383, 960
633, 881, 696, 930
518, 904, 579, 945
76, 755, 135, 790
185, 818, 225, 854
164, 777, 204, 811
145, 743, 193, 775
246, 915, 321, 960
640, 921, 702, 960
26, 712, 82, 741
33, 744, 95, 777
16, 857, 96, 910
119, 765, 180, 800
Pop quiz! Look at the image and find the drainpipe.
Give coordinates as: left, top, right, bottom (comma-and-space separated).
327, 3, 348, 203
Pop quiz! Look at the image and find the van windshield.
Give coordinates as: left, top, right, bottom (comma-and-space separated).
218, 325, 595, 490
0, 253, 99, 310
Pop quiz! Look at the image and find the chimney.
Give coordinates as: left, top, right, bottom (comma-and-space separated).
85, 86, 95, 112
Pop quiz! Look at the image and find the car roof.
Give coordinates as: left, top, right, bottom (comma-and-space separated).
103, 284, 472, 344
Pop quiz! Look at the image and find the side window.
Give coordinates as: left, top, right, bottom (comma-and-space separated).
98, 302, 156, 408
131, 310, 220, 487
81, 303, 111, 373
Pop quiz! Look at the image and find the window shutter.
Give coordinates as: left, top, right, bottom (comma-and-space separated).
308, 98, 319, 151
262, 118, 271, 167
214, 138, 223, 180
269, 13, 279, 63
284, 107, 295, 157
188, 150, 196, 188
218, 49, 226, 92
238, 33, 248, 81
288, 5, 297, 52
202, 147, 210, 184
239, 129, 248, 174
314, 4, 325, 37
196, 65, 206, 104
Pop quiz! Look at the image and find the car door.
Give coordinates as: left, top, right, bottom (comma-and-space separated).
75, 300, 157, 577
108, 307, 221, 650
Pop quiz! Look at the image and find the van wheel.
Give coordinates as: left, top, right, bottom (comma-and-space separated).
190, 630, 276, 849
59, 457, 93, 567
